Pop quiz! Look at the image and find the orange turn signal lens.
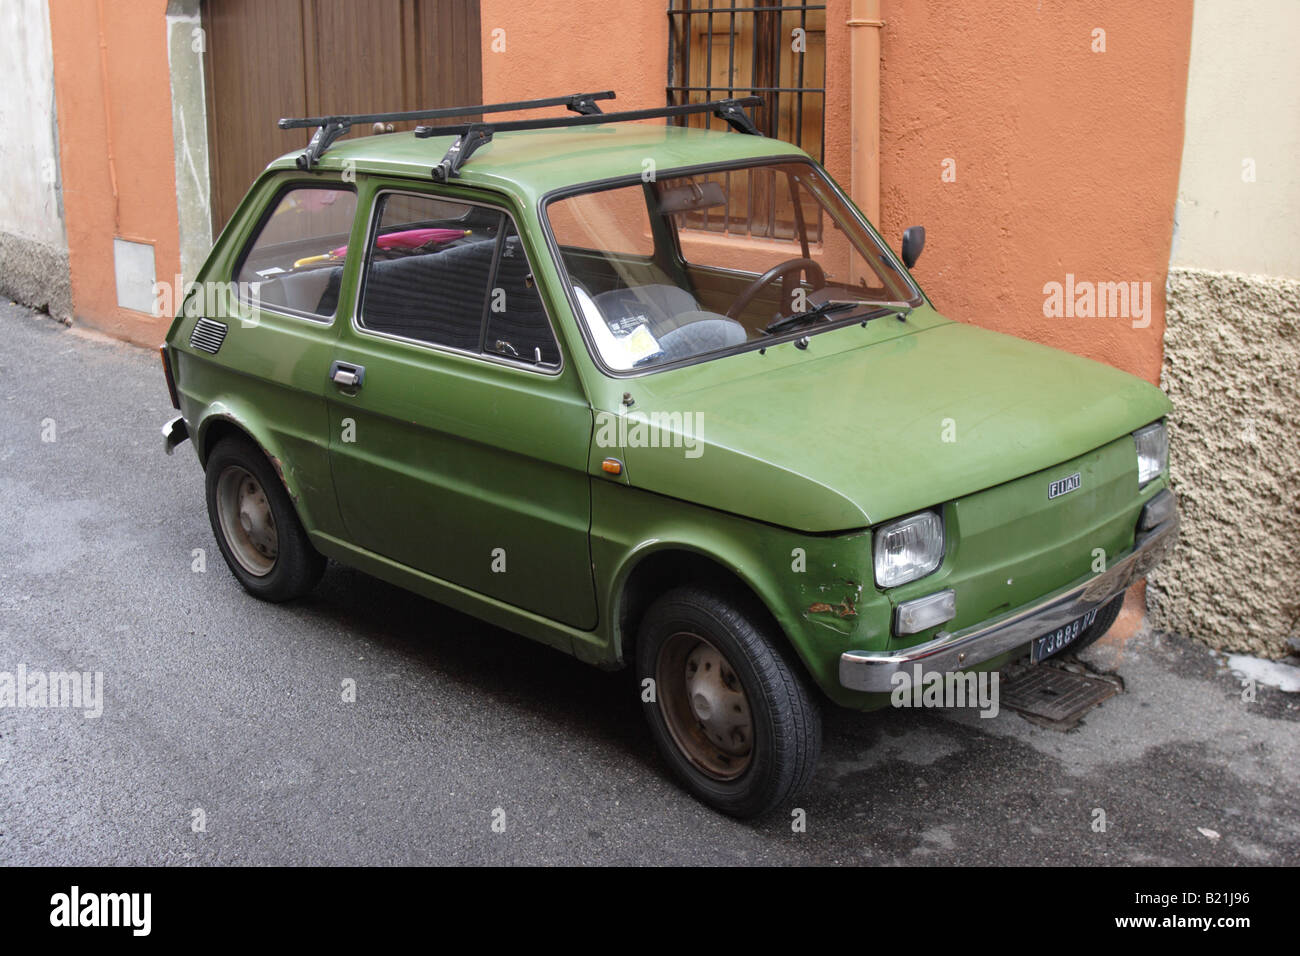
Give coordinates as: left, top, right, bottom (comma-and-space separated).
160, 344, 180, 409
601, 458, 623, 475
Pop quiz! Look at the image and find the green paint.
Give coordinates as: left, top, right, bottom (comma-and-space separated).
165, 124, 1172, 709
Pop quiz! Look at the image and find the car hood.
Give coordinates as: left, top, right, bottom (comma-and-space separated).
607, 318, 1171, 532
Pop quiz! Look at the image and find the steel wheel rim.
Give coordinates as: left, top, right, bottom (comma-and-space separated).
655, 631, 754, 781
215, 465, 278, 577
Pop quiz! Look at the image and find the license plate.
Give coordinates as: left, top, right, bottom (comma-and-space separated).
1030, 608, 1100, 663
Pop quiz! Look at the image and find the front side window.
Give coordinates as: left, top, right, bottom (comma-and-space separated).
545, 160, 918, 373
483, 221, 562, 366
236, 185, 358, 318
358, 193, 559, 367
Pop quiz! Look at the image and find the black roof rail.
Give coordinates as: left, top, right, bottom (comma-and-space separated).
416, 96, 765, 183
278, 91, 615, 170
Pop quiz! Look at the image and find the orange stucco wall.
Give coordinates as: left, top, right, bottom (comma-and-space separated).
870, 1, 1191, 382
479, 0, 668, 116
45, 0, 1190, 379
49, 0, 178, 348
481, 0, 1192, 383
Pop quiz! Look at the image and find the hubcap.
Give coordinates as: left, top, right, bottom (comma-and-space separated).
215, 465, 278, 577
656, 632, 754, 780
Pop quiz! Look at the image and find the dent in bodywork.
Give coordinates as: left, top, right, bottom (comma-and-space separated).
804, 579, 863, 632
795, 534, 871, 638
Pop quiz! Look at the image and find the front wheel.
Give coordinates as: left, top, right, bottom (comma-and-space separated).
636, 586, 822, 818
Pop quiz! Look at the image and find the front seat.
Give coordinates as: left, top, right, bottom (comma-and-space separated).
592, 284, 702, 336
656, 314, 748, 360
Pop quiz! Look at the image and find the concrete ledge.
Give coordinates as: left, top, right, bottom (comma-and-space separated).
0, 232, 71, 322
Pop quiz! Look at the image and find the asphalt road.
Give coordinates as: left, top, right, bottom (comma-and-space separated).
0, 302, 1296, 866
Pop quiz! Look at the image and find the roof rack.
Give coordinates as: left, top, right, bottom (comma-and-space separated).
414, 96, 765, 183
278, 91, 615, 170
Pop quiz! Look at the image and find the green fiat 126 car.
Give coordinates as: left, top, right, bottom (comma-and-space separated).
160, 92, 1177, 817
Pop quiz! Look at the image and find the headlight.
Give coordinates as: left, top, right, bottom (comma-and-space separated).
873, 510, 945, 589
1134, 421, 1168, 486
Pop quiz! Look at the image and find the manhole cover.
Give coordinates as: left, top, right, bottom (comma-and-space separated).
1000, 665, 1120, 727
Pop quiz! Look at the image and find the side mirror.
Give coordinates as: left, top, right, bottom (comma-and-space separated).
901, 226, 926, 269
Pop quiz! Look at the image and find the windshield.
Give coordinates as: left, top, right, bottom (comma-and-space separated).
544, 160, 918, 373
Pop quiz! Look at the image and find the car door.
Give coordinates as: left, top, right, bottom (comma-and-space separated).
325, 185, 598, 629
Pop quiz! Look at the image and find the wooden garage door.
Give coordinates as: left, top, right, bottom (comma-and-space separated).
202, 0, 481, 232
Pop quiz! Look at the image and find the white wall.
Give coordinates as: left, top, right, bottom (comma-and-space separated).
1170, 0, 1300, 278
0, 0, 65, 249
167, 0, 213, 287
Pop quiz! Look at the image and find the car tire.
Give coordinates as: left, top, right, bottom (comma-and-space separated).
635, 586, 822, 819
204, 436, 325, 602
1068, 594, 1126, 655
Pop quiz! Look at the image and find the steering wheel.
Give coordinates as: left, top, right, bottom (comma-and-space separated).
725, 257, 827, 320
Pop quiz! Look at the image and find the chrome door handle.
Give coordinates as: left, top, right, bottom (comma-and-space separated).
329, 361, 365, 388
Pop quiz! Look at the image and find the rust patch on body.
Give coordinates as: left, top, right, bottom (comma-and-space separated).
267, 454, 297, 502
809, 598, 857, 619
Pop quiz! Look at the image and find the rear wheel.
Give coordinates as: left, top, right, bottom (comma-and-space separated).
636, 586, 822, 818
204, 436, 325, 602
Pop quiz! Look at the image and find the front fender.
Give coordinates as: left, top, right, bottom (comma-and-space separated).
589, 478, 890, 707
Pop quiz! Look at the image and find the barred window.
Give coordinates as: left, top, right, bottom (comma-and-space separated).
668, 2, 827, 241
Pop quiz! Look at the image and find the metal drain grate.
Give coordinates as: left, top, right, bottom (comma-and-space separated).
1000, 665, 1120, 727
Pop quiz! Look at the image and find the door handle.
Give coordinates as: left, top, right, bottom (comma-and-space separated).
329, 360, 365, 388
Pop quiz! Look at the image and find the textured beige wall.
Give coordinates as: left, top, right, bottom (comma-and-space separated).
1158, 1, 1300, 657
1149, 268, 1299, 657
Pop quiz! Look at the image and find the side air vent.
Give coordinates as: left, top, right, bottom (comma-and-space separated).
189, 317, 228, 354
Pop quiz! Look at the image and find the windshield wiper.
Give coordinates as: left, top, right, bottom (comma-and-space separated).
763, 300, 856, 336
764, 300, 914, 337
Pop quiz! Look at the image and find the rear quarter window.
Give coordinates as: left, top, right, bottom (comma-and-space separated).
235, 184, 358, 319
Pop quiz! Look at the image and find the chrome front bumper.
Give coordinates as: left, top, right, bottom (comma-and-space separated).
839, 492, 1179, 692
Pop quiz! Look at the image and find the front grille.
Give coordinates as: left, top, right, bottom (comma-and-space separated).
189, 317, 228, 354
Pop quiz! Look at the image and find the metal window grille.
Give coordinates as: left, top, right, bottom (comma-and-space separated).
667, 1, 827, 241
